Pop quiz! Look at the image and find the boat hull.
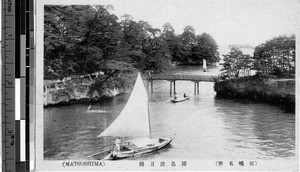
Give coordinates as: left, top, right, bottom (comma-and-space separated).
103, 137, 173, 160
171, 96, 189, 103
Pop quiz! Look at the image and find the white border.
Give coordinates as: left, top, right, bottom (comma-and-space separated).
35, 0, 300, 171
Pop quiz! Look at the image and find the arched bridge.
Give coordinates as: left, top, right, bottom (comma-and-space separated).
146, 74, 219, 95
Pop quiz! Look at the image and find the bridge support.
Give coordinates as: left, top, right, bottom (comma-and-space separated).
194, 82, 196, 95
170, 81, 172, 94
173, 81, 176, 94
193, 81, 200, 95
169, 80, 176, 95
149, 81, 153, 93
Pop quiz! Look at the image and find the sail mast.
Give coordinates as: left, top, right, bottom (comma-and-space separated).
145, 72, 152, 139
147, 85, 151, 139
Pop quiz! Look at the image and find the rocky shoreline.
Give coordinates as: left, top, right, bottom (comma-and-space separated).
44, 71, 295, 113
214, 75, 295, 113
44, 72, 137, 107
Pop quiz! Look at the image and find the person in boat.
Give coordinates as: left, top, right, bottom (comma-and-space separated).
183, 93, 187, 98
115, 138, 122, 151
112, 138, 122, 157
174, 93, 177, 100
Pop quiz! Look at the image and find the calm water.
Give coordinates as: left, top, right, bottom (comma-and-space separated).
44, 66, 295, 161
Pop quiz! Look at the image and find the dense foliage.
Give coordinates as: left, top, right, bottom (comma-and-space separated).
221, 48, 252, 78
220, 35, 295, 79
253, 35, 295, 77
44, 5, 220, 79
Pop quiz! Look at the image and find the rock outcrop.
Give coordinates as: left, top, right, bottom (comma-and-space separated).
44, 72, 136, 107
214, 76, 295, 112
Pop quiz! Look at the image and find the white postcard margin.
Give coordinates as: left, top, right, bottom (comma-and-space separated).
34, 0, 300, 171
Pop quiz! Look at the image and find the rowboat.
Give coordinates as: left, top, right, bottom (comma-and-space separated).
86, 109, 110, 113
103, 137, 173, 160
86, 105, 110, 113
171, 96, 190, 103
90, 72, 173, 160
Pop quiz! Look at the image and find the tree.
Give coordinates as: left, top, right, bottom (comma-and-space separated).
136, 21, 169, 73
161, 23, 184, 63
221, 48, 253, 78
253, 35, 295, 76
44, 5, 221, 78
120, 14, 143, 49
166, 25, 196, 64
190, 33, 219, 64
180, 26, 196, 48
162, 25, 220, 65
162, 23, 175, 34
44, 5, 96, 77
44, 5, 124, 77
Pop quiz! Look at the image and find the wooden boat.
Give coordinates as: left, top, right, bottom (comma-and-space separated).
102, 137, 173, 160
90, 72, 173, 160
86, 105, 110, 113
171, 96, 190, 103
86, 109, 110, 113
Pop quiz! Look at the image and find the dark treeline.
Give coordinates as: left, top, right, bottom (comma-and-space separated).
221, 35, 295, 79
44, 5, 220, 79
253, 35, 295, 77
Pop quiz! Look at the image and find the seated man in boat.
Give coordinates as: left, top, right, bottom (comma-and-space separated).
183, 93, 187, 98
112, 138, 122, 156
174, 94, 177, 100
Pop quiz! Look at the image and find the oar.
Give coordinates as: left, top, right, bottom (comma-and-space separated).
86, 149, 111, 158
102, 152, 113, 160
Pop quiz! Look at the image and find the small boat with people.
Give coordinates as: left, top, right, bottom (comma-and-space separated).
171, 93, 190, 103
86, 105, 110, 113
88, 72, 174, 160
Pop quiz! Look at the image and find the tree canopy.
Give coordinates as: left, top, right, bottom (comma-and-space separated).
44, 5, 220, 79
253, 35, 295, 76
221, 48, 253, 78
220, 35, 295, 79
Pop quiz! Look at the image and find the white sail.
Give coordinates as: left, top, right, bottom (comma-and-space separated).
203, 59, 207, 70
98, 73, 150, 138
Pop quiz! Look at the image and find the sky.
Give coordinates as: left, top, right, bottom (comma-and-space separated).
0, 0, 299, 50
101, 0, 299, 49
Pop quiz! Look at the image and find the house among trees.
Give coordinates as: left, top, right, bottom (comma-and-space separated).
228, 44, 254, 55
221, 35, 295, 79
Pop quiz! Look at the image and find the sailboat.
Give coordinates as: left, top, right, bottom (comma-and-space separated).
96, 72, 174, 160
203, 59, 207, 72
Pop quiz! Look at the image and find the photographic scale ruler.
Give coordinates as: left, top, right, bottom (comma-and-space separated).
2, 0, 34, 171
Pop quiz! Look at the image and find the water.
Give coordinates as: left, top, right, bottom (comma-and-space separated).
44, 66, 295, 161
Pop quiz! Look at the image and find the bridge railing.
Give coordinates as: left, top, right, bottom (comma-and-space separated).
147, 74, 219, 82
